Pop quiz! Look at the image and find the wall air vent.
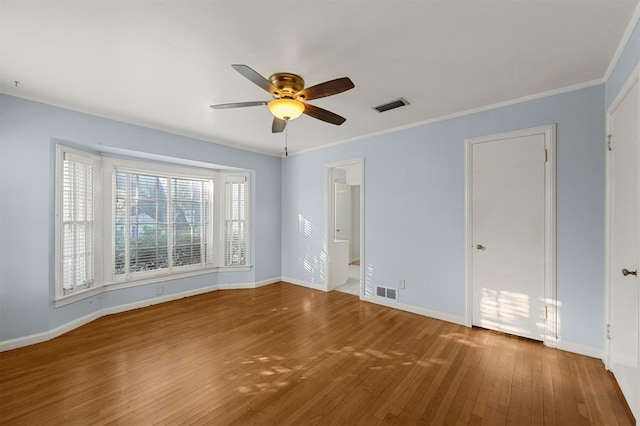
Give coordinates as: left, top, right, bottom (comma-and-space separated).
374, 98, 409, 113
376, 286, 398, 301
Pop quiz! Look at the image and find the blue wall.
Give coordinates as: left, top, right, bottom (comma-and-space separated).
282, 85, 606, 351
0, 95, 282, 341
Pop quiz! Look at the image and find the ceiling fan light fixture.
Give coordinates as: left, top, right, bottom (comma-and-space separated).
268, 98, 305, 120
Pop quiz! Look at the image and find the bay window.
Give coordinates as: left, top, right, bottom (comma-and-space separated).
55, 145, 250, 302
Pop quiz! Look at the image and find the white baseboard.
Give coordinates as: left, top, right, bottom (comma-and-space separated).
218, 277, 282, 290
218, 282, 255, 290
362, 295, 604, 360
101, 284, 220, 316
281, 276, 327, 291
556, 340, 604, 360
361, 295, 466, 326
0, 310, 103, 352
0, 278, 281, 352
255, 277, 282, 287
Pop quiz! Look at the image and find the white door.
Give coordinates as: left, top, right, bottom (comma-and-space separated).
469, 130, 550, 341
608, 76, 639, 420
335, 183, 351, 241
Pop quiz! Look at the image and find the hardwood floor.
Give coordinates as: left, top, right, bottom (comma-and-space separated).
0, 282, 633, 425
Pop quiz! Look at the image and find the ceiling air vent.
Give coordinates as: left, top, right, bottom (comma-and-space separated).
374, 98, 409, 113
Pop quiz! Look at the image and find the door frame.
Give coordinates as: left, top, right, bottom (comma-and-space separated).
464, 124, 557, 347
605, 62, 640, 371
324, 157, 365, 296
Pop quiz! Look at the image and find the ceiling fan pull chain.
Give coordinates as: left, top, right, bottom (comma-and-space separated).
284, 127, 288, 157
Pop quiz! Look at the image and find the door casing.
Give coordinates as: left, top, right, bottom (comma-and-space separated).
324, 158, 365, 296
464, 124, 557, 347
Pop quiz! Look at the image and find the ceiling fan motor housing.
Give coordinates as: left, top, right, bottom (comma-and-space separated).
269, 73, 305, 99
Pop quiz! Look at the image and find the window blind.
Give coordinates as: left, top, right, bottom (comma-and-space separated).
61, 152, 95, 293
112, 167, 214, 281
224, 175, 247, 266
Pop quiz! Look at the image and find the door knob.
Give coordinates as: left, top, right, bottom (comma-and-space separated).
476, 244, 485, 250
622, 268, 638, 276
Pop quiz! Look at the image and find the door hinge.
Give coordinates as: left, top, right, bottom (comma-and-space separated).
544, 149, 548, 163
544, 306, 548, 319
606, 324, 611, 340
607, 134, 612, 151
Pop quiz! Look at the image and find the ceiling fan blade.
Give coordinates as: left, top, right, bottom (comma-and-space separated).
296, 77, 354, 101
210, 101, 268, 109
232, 64, 281, 97
303, 103, 347, 125
272, 117, 287, 133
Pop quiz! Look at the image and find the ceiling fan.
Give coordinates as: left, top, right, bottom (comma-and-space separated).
210, 64, 355, 133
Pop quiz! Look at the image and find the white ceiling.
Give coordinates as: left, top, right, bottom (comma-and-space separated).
1, 1, 638, 156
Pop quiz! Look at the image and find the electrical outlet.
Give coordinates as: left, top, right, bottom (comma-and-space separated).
156, 285, 164, 296
399, 279, 405, 289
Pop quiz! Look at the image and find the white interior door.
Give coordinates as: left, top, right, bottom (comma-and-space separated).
608, 76, 639, 420
470, 132, 548, 340
335, 183, 351, 241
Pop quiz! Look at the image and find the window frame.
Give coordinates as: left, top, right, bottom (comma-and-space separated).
55, 145, 104, 300
104, 158, 220, 284
55, 146, 251, 306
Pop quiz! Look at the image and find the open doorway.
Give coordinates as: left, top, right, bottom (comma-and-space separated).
325, 159, 363, 296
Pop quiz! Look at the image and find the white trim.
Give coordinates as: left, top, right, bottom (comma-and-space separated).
255, 277, 282, 287
54, 286, 105, 307
289, 80, 601, 157
0, 76, 607, 159
101, 284, 220, 316
282, 276, 327, 291
556, 340, 604, 361
464, 141, 473, 327
608, 63, 640, 116
2, 94, 281, 157
218, 283, 255, 290
0, 311, 102, 352
359, 160, 365, 299
604, 2, 640, 82
55, 265, 252, 307
464, 124, 557, 346
1, 278, 281, 352
324, 158, 365, 297
361, 295, 466, 326
105, 155, 222, 179
221, 173, 251, 267
605, 63, 640, 371
218, 277, 279, 290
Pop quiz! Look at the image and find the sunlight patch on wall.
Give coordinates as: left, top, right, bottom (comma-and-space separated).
364, 263, 375, 297
297, 213, 326, 283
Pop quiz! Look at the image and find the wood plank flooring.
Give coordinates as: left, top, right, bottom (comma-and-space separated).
0, 282, 633, 425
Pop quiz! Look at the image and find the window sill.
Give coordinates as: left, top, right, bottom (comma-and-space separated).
54, 286, 105, 307
54, 265, 252, 308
